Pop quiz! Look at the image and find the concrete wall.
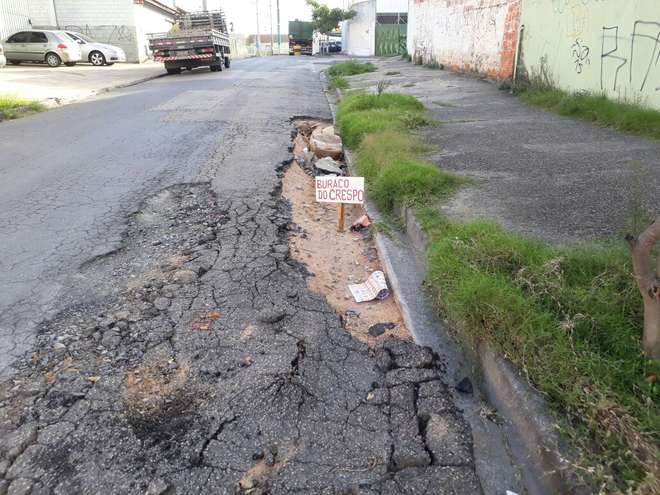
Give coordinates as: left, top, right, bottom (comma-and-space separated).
0, 0, 56, 40
519, 0, 660, 109
343, 0, 376, 57
133, 2, 176, 62
407, 0, 521, 78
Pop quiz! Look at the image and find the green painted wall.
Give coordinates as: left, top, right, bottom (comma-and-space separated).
520, 0, 660, 109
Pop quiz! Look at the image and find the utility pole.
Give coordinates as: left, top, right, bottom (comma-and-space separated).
255, 0, 261, 56
276, 0, 281, 55
52, 0, 60, 28
269, 0, 274, 56
202, 0, 207, 11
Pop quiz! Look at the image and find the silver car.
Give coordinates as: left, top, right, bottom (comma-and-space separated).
4, 30, 82, 67
64, 32, 126, 66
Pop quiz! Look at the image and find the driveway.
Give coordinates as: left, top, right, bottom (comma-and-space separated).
0, 61, 165, 105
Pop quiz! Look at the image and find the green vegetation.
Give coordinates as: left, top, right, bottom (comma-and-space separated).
519, 88, 660, 140
306, 0, 356, 34
328, 60, 376, 78
385, 71, 400, 76
338, 88, 659, 492
337, 92, 431, 148
419, 209, 658, 490
0, 95, 45, 121
327, 75, 349, 91
327, 60, 377, 92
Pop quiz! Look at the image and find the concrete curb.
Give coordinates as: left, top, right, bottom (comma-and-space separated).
321, 71, 586, 495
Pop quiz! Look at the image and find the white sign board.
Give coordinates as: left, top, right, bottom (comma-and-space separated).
315, 176, 365, 204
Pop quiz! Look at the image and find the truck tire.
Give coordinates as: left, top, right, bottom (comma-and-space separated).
224, 56, 230, 69
166, 67, 181, 75
210, 63, 222, 72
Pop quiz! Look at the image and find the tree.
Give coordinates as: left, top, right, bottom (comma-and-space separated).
306, 0, 356, 35
626, 216, 660, 359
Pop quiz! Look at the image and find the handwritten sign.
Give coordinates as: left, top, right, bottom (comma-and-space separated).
315, 176, 365, 204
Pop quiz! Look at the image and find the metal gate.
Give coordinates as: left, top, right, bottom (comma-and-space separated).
375, 13, 407, 57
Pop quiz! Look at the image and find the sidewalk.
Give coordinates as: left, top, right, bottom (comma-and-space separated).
0, 61, 165, 106
344, 58, 660, 243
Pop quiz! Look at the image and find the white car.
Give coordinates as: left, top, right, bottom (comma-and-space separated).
64, 32, 126, 66
0, 43, 6, 67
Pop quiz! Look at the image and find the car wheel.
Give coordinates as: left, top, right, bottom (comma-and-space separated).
9, 60, 21, 65
89, 51, 106, 66
65, 62, 76, 67
45, 52, 61, 67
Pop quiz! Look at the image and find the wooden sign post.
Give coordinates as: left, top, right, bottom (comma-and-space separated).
315, 176, 365, 232
337, 203, 345, 232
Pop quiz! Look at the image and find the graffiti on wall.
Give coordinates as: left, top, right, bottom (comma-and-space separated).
571, 38, 591, 73
63, 24, 136, 44
600, 21, 660, 92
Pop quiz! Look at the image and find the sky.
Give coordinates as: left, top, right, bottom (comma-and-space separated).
174, 0, 353, 35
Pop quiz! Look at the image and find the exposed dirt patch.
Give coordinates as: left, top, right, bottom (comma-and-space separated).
283, 124, 409, 345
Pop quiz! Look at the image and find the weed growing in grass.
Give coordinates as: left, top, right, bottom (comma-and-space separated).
377, 80, 391, 95
402, 82, 416, 88
0, 95, 45, 121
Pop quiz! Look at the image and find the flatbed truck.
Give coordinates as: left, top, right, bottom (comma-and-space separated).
148, 11, 231, 74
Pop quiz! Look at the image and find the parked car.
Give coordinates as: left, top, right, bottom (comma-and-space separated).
64, 32, 126, 66
0, 43, 6, 67
4, 30, 81, 67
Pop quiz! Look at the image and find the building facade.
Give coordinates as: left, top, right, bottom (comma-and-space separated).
0, 0, 180, 62
342, 0, 408, 57
406, 0, 660, 109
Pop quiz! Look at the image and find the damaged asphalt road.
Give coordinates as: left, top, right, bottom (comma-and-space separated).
0, 57, 480, 493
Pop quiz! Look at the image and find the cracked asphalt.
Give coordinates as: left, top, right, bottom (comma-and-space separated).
0, 57, 480, 494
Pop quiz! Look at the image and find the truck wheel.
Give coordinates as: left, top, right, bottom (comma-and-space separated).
166, 67, 181, 75
224, 56, 230, 69
210, 63, 222, 72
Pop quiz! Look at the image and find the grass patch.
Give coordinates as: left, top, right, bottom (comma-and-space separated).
328, 60, 376, 78
328, 75, 349, 91
385, 71, 400, 76
0, 95, 45, 121
327, 60, 376, 93
519, 88, 660, 140
337, 92, 432, 148
337, 86, 659, 491
418, 208, 659, 491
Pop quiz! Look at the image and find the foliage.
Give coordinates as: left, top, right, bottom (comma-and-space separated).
306, 0, 356, 34
519, 88, 660, 140
326, 61, 376, 93
0, 95, 45, 121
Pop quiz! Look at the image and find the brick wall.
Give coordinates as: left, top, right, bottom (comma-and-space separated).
407, 0, 521, 80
